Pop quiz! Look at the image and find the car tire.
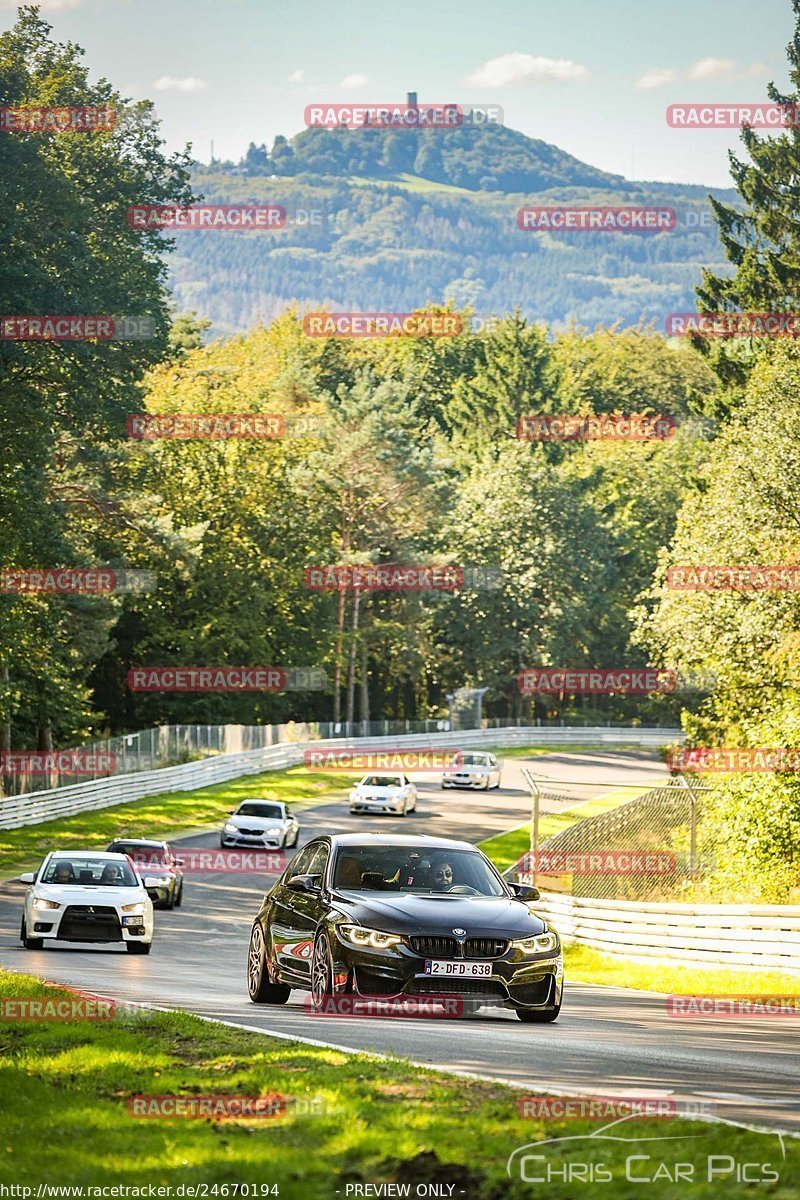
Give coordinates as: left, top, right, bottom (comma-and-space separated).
127, 941, 151, 954
174, 882, 183, 907
291, 828, 299, 847
514, 984, 562, 1023
164, 889, 175, 910
20, 918, 43, 951
310, 930, 335, 1010
248, 922, 290, 1004
400, 800, 408, 816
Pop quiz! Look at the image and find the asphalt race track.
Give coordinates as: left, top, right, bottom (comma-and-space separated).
1, 750, 798, 1135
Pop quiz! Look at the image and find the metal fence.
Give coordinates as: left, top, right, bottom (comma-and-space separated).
512, 776, 712, 901
0, 724, 682, 830
1, 716, 681, 797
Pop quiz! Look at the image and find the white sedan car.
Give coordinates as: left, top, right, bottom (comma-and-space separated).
221, 799, 299, 849
441, 751, 502, 790
349, 774, 418, 816
19, 851, 155, 953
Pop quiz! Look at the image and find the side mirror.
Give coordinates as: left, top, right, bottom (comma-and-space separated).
510, 882, 540, 902
18, 872, 35, 884
286, 873, 322, 895
175, 859, 185, 868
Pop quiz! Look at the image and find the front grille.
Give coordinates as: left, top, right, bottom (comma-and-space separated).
412, 978, 508, 998
59, 904, 121, 942
237, 828, 266, 837
408, 935, 509, 959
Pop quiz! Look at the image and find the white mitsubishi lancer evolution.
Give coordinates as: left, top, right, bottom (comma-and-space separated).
19, 851, 155, 953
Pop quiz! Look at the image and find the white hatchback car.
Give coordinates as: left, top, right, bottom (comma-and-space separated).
441, 751, 502, 790
221, 799, 300, 849
349, 774, 418, 816
19, 851, 155, 953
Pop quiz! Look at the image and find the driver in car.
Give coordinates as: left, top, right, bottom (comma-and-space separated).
53, 862, 75, 884
431, 861, 455, 891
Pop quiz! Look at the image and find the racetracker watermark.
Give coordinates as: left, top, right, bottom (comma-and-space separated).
0, 316, 155, 340
518, 1095, 715, 1119
666, 312, 800, 337
127, 667, 326, 691
127, 205, 286, 230
518, 668, 676, 694
0, 105, 116, 132
516, 413, 676, 441
1, 751, 116, 777
518, 207, 676, 233
0, 568, 156, 594
143, 850, 286, 874
305, 564, 502, 590
129, 1094, 287, 1119
0, 996, 117, 1020
667, 103, 800, 128
303, 748, 464, 772
302, 312, 462, 338
665, 564, 800, 590
304, 994, 464, 1018
515, 850, 677, 876
303, 103, 502, 128
667, 995, 800, 1018
667, 747, 800, 772
128, 413, 329, 440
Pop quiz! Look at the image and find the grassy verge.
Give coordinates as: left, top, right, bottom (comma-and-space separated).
478, 785, 656, 872
0, 969, 796, 1197
564, 943, 800, 996
0, 765, 360, 879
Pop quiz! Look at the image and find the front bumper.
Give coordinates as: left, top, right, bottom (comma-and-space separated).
30, 905, 152, 943
222, 833, 283, 848
350, 799, 405, 814
442, 775, 487, 789
327, 932, 563, 1010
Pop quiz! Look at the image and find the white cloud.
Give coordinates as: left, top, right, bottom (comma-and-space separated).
688, 57, 736, 80
153, 76, 208, 93
288, 69, 306, 84
0, 0, 82, 7
635, 67, 678, 91
339, 73, 370, 89
466, 53, 590, 88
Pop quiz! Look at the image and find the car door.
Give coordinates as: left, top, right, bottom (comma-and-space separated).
270, 841, 329, 983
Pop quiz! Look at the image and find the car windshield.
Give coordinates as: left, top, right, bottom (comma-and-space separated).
332, 846, 506, 896
362, 776, 402, 787
41, 857, 139, 887
236, 802, 283, 818
453, 754, 488, 767
109, 843, 166, 863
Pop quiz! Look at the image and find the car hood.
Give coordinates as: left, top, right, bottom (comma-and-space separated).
445, 762, 487, 773
329, 891, 547, 937
353, 786, 402, 797
33, 884, 148, 906
228, 815, 285, 828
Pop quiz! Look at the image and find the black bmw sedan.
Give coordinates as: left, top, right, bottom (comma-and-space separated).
246, 833, 563, 1022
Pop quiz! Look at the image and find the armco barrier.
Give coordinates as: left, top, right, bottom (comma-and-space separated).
0, 725, 680, 830
536, 892, 800, 975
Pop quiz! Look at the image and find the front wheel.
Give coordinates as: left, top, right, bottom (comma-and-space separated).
310, 930, 335, 1010
248, 923, 290, 1004
515, 992, 562, 1023
127, 941, 151, 955
174, 882, 183, 907
20, 918, 43, 951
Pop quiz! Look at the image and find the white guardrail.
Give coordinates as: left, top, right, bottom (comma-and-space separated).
535, 892, 800, 975
0, 725, 681, 831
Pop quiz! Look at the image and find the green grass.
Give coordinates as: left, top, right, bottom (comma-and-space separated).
564, 943, 800, 996
0, 765, 359, 879
478, 784, 657, 872
1, 968, 796, 1196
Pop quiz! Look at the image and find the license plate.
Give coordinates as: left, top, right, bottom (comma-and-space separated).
122, 915, 142, 925
424, 960, 492, 977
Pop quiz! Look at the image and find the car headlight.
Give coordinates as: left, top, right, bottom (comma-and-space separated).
149, 875, 171, 886
338, 924, 403, 950
224, 823, 238, 833
32, 897, 61, 910
264, 828, 281, 836
121, 902, 146, 914
511, 932, 559, 955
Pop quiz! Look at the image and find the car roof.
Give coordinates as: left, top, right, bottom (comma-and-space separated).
326, 833, 476, 851
50, 850, 132, 861
108, 838, 166, 848
238, 798, 284, 805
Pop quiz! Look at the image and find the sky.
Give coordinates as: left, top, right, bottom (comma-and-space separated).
2, 0, 797, 187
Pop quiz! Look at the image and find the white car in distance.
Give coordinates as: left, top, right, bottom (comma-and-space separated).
221, 800, 300, 849
349, 773, 418, 816
19, 851, 155, 953
441, 751, 502, 790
